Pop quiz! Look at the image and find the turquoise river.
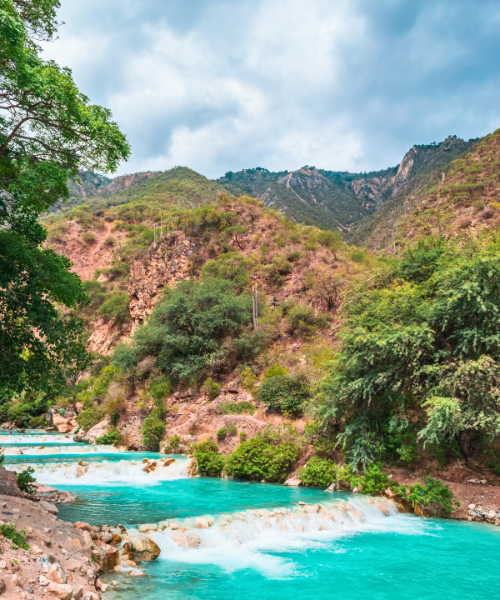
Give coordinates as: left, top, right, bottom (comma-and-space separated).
2, 429, 500, 600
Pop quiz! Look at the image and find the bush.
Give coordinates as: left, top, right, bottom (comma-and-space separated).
82, 231, 96, 245
317, 230, 342, 250
142, 398, 166, 451
215, 401, 255, 415
163, 434, 182, 453
400, 476, 458, 516
202, 377, 221, 399
202, 252, 254, 290
225, 426, 303, 483
217, 428, 227, 441
0, 522, 29, 550
194, 440, 225, 476
77, 406, 106, 431
257, 374, 310, 416
99, 290, 130, 326
227, 423, 237, 436
286, 304, 329, 335
263, 365, 288, 379
298, 456, 337, 488
240, 367, 258, 392
96, 428, 123, 445
352, 464, 395, 496
16, 467, 36, 494
240, 432, 247, 442
149, 375, 171, 401
103, 237, 116, 247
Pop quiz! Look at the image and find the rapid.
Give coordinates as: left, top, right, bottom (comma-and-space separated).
2, 430, 500, 600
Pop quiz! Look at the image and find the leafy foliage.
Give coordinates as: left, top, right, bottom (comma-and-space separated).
96, 429, 123, 445
257, 374, 310, 416
15, 467, 36, 494
316, 237, 500, 466
298, 456, 337, 488
194, 440, 225, 476
215, 401, 255, 415
202, 377, 221, 399
399, 476, 458, 516
0, 522, 29, 550
141, 399, 166, 451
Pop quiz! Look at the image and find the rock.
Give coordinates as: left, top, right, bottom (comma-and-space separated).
283, 477, 301, 487
46, 491, 77, 504
0, 579, 5, 594
480, 480, 487, 485
11, 573, 21, 587
47, 563, 67, 584
84, 593, 100, 600
33, 482, 57, 493
127, 535, 161, 561
78, 461, 89, 467
73, 586, 84, 600
47, 582, 73, 600
111, 533, 122, 544
100, 532, 113, 543
95, 579, 108, 591
468, 504, 476, 510
64, 559, 82, 572
39, 500, 58, 515
384, 487, 395, 498
226, 380, 240, 394
195, 517, 209, 529
129, 569, 146, 577
52, 412, 77, 434
92, 541, 120, 570
138, 524, 158, 533
73, 522, 91, 532
326, 482, 339, 491
76, 415, 112, 443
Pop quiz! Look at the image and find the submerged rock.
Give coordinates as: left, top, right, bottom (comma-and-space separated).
126, 535, 161, 561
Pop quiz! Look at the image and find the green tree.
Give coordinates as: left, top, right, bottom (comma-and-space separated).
316, 237, 500, 466
0, 0, 130, 400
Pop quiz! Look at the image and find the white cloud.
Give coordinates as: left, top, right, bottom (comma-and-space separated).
41, 0, 500, 178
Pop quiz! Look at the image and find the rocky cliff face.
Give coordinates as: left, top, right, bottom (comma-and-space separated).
128, 232, 196, 324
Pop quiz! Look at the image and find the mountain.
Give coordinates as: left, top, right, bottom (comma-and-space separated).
353, 129, 500, 250
217, 136, 475, 235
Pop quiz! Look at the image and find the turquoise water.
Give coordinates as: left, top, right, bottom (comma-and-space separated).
2, 433, 500, 600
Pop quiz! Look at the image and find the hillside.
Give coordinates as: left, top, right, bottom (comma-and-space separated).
217, 136, 474, 234
353, 129, 500, 250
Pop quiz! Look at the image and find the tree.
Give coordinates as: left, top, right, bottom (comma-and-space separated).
114, 279, 252, 383
315, 237, 500, 465
304, 268, 344, 312
0, 0, 130, 400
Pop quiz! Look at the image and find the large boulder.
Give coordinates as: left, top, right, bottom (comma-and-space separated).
124, 535, 161, 561
92, 541, 120, 570
76, 415, 112, 443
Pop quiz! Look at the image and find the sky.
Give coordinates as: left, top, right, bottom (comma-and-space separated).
42, 0, 500, 179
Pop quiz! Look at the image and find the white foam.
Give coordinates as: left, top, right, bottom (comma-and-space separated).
0, 434, 77, 444
2, 444, 123, 456
8, 457, 190, 485
137, 498, 422, 578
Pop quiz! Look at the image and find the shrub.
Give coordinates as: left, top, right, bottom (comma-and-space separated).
286, 304, 329, 335
257, 374, 310, 416
240, 432, 247, 442
96, 428, 123, 445
263, 365, 288, 379
202, 252, 254, 290
217, 428, 227, 441
128, 279, 252, 382
0, 522, 29, 550
99, 291, 130, 326
352, 464, 395, 496
15, 467, 36, 494
141, 398, 166, 451
400, 476, 458, 516
163, 434, 183, 453
103, 236, 116, 247
298, 456, 336, 488
194, 440, 225, 476
149, 375, 171, 401
215, 401, 255, 415
317, 230, 342, 250
240, 367, 258, 392
227, 423, 238, 436
82, 231, 96, 245
77, 406, 106, 431
202, 377, 221, 400
225, 434, 301, 483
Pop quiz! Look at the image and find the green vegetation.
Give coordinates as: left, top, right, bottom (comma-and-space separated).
142, 399, 166, 451
217, 428, 227, 441
215, 401, 255, 415
202, 377, 221, 400
298, 456, 337, 488
113, 279, 252, 384
193, 440, 225, 476
15, 467, 36, 494
316, 236, 500, 468
257, 374, 310, 416
96, 429, 123, 445
400, 477, 458, 516
0, 0, 129, 405
0, 522, 29, 550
